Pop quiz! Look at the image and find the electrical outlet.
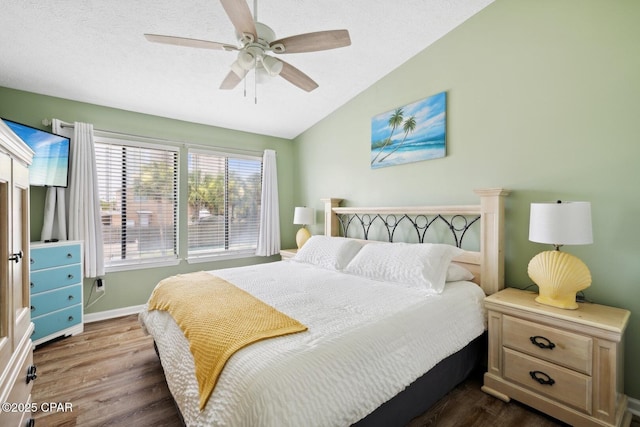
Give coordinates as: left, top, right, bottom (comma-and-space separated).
95, 278, 105, 293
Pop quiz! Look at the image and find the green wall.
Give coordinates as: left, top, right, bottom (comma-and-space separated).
293, 0, 640, 399
0, 86, 296, 315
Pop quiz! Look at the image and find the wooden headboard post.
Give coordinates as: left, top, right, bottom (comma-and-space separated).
475, 188, 510, 295
321, 189, 509, 295
322, 198, 343, 237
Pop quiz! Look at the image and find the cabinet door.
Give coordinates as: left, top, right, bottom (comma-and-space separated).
0, 152, 11, 371
11, 160, 30, 348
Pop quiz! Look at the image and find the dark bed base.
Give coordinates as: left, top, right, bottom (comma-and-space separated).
154, 333, 486, 427
353, 333, 486, 427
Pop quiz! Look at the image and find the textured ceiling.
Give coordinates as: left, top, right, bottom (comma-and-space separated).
0, 0, 493, 139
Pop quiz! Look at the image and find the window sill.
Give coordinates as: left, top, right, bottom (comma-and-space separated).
186, 250, 258, 264
105, 257, 181, 273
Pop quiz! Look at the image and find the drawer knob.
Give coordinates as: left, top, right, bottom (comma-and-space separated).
30, 305, 35, 312
27, 419, 35, 427
30, 282, 34, 288
68, 316, 74, 322
30, 258, 35, 264
67, 253, 73, 258
529, 370, 555, 386
530, 335, 556, 350
68, 295, 74, 301
68, 274, 74, 280
26, 364, 37, 384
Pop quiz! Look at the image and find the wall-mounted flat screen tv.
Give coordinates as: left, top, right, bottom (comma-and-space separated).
2, 118, 70, 188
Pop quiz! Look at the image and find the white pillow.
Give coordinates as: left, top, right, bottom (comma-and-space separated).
446, 263, 475, 282
344, 242, 463, 293
292, 236, 363, 270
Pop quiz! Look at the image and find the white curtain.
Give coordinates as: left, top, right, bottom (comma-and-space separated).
256, 149, 281, 256
41, 119, 68, 241
67, 122, 105, 278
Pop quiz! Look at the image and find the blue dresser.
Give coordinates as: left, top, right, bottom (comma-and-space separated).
30, 240, 84, 345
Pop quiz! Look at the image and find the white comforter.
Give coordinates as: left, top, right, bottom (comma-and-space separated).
139, 260, 486, 427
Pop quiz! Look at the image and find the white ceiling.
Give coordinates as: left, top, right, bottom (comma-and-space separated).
0, 1, 493, 139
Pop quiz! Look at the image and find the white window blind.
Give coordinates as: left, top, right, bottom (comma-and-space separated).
188, 150, 262, 258
95, 139, 178, 267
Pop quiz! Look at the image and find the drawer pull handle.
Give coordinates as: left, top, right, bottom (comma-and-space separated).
530, 335, 556, 350
30, 282, 34, 288
529, 370, 555, 386
68, 295, 74, 300
27, 419, 35, 427
68, 316, 74, 322
30, 258, 35, 264
26, 364, 37, 384
68, 274, 74, 280
30, 305, 35, 312
67, 253, 73, 258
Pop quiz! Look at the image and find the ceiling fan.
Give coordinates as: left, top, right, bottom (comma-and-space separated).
144, 0, 351, 92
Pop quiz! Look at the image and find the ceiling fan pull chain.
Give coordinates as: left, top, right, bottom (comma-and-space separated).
254, 69, 258, 104
243, 74, 247, 98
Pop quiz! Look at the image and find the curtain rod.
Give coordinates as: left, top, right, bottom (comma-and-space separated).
41, 118, 265, 157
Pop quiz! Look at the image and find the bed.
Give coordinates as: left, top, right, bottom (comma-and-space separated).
139, 188, 509, 426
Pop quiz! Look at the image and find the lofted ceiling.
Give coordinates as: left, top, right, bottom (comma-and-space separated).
0, 1, 493, 139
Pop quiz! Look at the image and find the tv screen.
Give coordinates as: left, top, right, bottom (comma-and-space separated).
2, 118, 70, 188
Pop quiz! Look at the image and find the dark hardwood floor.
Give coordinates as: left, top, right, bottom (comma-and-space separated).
32, 315, 639, 427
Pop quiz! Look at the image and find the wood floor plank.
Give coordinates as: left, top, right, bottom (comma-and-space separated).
32, 315, 640, 426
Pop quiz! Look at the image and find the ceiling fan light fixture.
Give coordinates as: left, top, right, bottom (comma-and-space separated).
262, 55, 283, 76
230, 60, 246, 78
237, 50, 256, 69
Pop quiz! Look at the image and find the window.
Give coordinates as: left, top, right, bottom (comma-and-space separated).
188, 149, 262, 259
95, 139, 178, 268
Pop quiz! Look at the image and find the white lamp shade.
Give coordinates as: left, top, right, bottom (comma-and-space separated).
529, 201, 593, 246
293, 207, 315, 225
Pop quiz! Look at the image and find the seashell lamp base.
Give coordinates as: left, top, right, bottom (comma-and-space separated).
296, 227, 311, 248
527, 250, 592, 310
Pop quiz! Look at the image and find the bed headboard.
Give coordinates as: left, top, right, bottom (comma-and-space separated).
321, 188, 509, 295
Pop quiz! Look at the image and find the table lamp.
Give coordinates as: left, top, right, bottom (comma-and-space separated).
528, 201, 593, 309
293, 207, 314, 248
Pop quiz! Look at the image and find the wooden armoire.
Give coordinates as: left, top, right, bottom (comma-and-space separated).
0, 119, 36, 426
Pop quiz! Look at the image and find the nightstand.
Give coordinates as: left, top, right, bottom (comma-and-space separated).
482, 287, 631, 427
279, 248, 298, 260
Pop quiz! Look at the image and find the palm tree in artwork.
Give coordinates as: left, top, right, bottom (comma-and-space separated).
371, 108, 404, 165
378, 115, 417, 163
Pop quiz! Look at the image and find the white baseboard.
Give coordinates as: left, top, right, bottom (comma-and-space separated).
84, 305, 146, 323
629, 396, 640, 417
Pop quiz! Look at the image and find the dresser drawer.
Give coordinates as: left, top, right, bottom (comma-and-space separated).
503, 348, 591, 414
32, 305, 82, 342
30, 264, 82, 293
31, 285, 82, 318
502, 315, 592, 375
30, 244, 81, 270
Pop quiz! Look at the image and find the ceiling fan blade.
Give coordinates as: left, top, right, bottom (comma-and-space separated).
219, 0, 257, 40
270, 30, 351, 54
144, 34, 236, 51
220, 69, 247, 90
279, 60, 318, 92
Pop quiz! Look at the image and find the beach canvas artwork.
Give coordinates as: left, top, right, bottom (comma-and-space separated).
370, 91, 446, 169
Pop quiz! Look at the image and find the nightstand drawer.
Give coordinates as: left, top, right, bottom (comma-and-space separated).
30, 244, 81, 270
503, 315, 592, 375
32, 305, 82, 342
503, 348, 591, 414
31, 285, 82, 318
30, 264, 82, 293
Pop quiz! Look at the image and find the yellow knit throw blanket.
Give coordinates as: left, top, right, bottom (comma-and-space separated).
147, 271, 308, 410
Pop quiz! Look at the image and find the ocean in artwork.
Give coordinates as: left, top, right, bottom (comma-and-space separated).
371, 92, 446, 169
